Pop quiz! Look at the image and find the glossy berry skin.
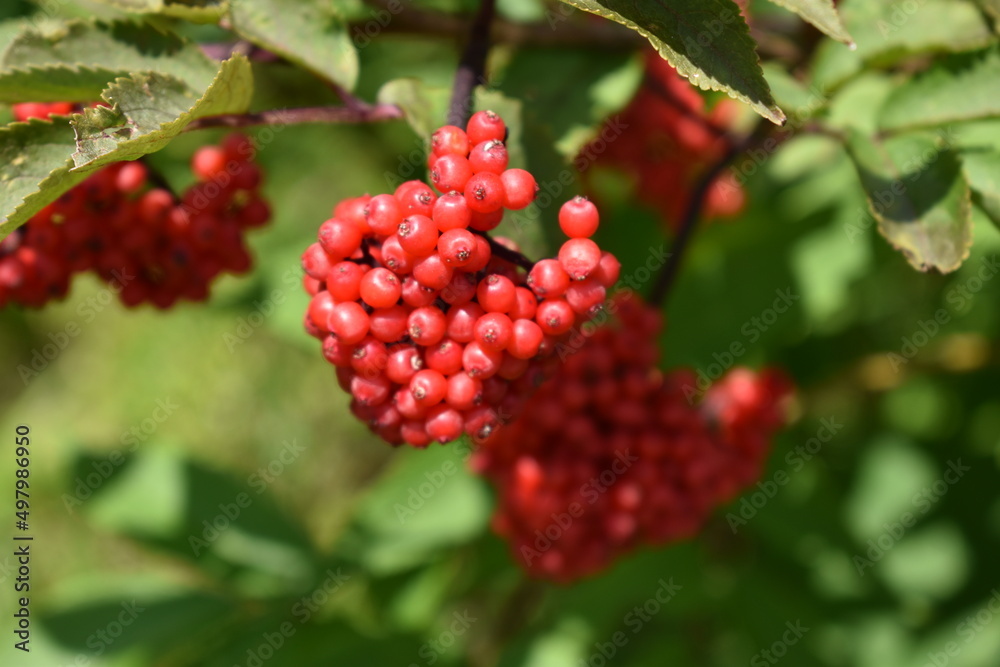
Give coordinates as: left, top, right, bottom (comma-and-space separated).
558, 238, 602, 281
500, 169, 537, 210
299, 112, 623, 449
467, 110, 507, 145
465, 173, 505, 214
558, 197, 600, 238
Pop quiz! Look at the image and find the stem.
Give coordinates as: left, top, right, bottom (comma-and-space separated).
649, 122, 772, 306
184, 104, 404, 132
447, 0, 497, 128
470, 230, 535, 271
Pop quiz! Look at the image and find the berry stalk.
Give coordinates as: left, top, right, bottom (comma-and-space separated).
446, 0, 497, 128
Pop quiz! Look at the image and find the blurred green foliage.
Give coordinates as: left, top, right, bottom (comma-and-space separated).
2, 0, 1000, 666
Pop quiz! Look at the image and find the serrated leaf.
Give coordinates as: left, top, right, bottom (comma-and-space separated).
71, 55, 253, 170
962, 152, 1000, 227
0, 117, 87, 238
845, 129, 972, 273
766, 0, 853, 45
557, 0, 784, 125
0, 64, 124, 103
1, 20, 219, 93
879, 47, 1000, 133
228, 0, 358, 90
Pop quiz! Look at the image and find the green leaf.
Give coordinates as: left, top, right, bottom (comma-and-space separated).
962, 151, 1000, 227
765, 0, 854, 45
87, 0, 228, 23
1, 19, 220, 94
0, 64, 124, 103
556, 0, 784, 125
845, 129, 973, 273
71, 55, 253, 170
376, 78, 450, 142
228, 0, 358, 90
0, 117, 87, 239
879, 47, 1000, 133
973, 0, 1000, 21
811, 0, 994, 92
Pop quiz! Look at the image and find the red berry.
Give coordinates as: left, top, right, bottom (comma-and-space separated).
558, 238, 601, 280
447, 372, 483, 410
565, 278, 606, 316
381, 235, 415, 275
467, 110, 506, 145
407, 306, 447, 345
318, 218, 363, 259
359, 267, 402, 308
425, 405, 465, 443
369, 305, 409, 342
192, 146, 229, 182
464, 172, 505, 213
401, 276, 438, 307
535, 299, 575, 336
327, 261, 366, 301
425, 339, 464, 375
593, 251, 621, 288
301, 243, 332, 280
395, 180, 436, 216
474, 312, 514, 351
500, 169, 537, 210
397, 214, 439, 257
431, 154, 474, 193
469, 140, 509, 174
507, 319, 544, 359
329, 302, 371, 344
446, 302, 485, 343
351, 336, 388, 377
410, 369, 448, 406
527, 259, 570, 298
412, 253, 453, 290
558, 196, 600, 238
438, 228, 477, 268
462, 340, 503, 378
432, 191, 472, 231
441, 271, 477, 305
510, 287, 538, 320
476, 274, 516, 313
367, 194, 404, 236
386, 345, 424, 384
432, 125, 471, 157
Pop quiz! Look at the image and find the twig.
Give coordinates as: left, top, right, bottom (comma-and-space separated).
470, 229, 535, 271
184, 104, 404, 132
649, 121, 773, 306
447, 0, 497, 128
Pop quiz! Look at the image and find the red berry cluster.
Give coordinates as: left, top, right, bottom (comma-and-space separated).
583, 51, 746, 229
471, 293, 791, 582
0, 128, 269, 309
302, 111, 622, 447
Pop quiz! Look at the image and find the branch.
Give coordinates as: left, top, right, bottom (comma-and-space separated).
470, 230, 535, 271
184, 104, 404, 132
649, 121, 773, 306
447, 0, 497, 128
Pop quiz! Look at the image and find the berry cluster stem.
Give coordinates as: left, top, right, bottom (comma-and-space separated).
185, 104, 404, 132
447, 0, 497, 128
649, 121, 773, 307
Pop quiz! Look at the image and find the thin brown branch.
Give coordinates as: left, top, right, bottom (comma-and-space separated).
447, 0, 497, 128
470, 229, 535, 271
184, 104, 404, 132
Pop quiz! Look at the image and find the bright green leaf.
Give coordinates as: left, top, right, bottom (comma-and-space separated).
1, 20, 220, 93
766, 0, 853, 45
0, 117, 87, 238
845, 129, 973, 273
228, 0, 358, 90
71, 55, 254, 170
376, 78, 449, 142
557, 0, 785, 125
879, 48, 1000, 132
963, 151, 1000, 227
0, 64, 123, 103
